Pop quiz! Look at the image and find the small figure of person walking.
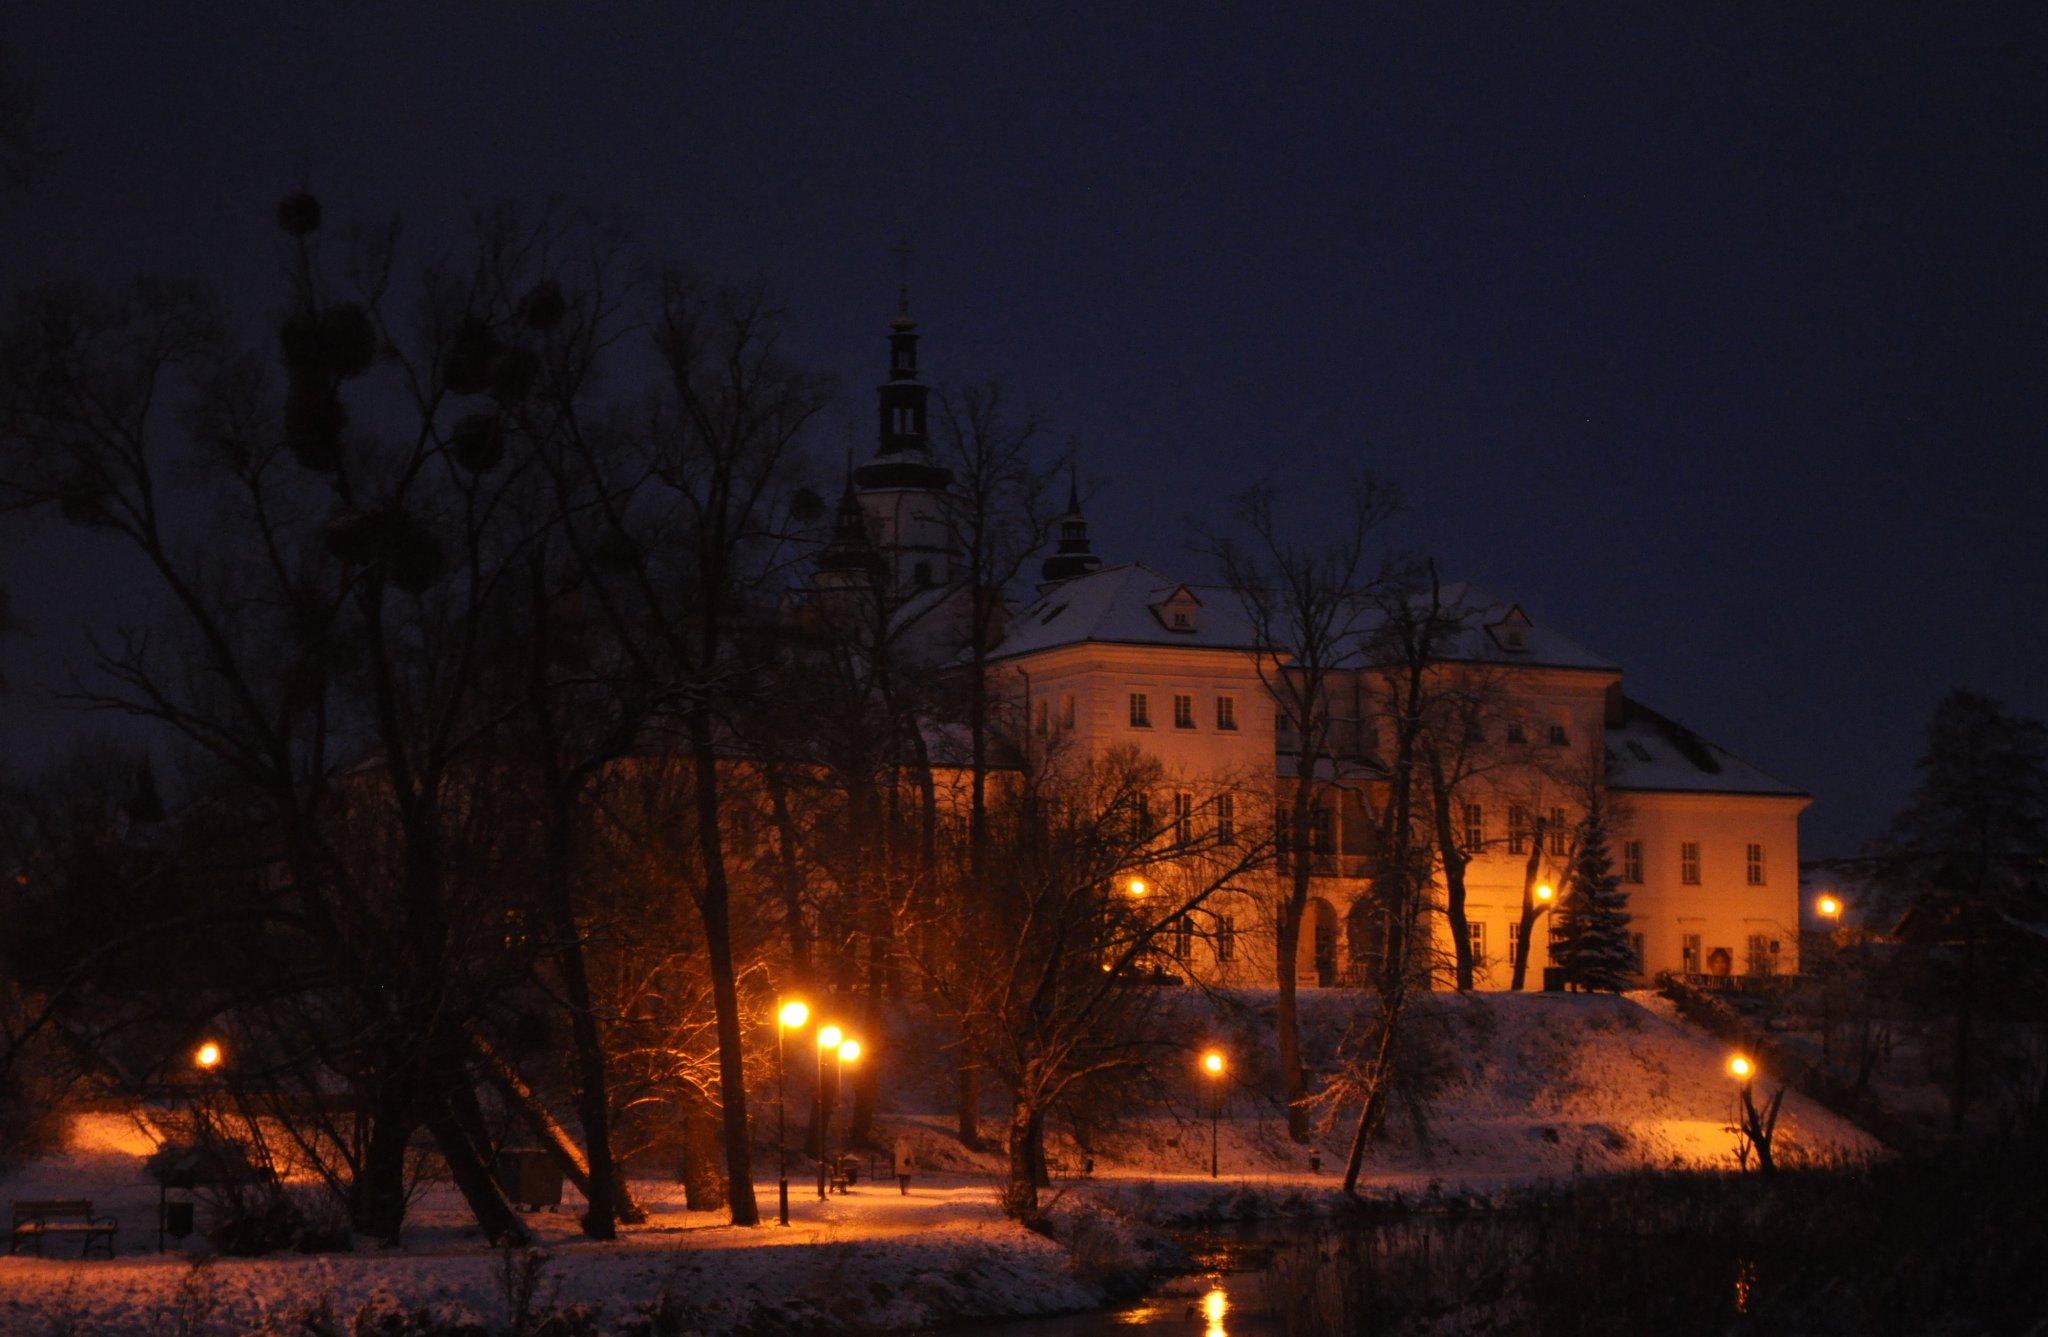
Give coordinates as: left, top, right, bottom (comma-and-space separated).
893, 1135, 915, 1195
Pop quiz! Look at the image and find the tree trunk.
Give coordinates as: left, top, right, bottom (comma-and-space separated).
1274, 779, 1316, 1142
1509, 822, 1547, 991
689, 715, 760, 1227
351, 1076, 417, 1244
1341, 986, 1406, 1198
418, 1082, 531, 1247
1428, 753, 1474, 990
955, 1058, 982, 1150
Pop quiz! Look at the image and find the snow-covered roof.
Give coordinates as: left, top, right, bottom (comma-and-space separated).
992, 564, 1266, 659
1605, 698, 1807, 798
997, 567, 1618, 676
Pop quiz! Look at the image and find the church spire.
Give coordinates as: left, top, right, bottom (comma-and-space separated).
1039, 461, 1103, 586
817, 448, 880, 588
855, 245, 952, 493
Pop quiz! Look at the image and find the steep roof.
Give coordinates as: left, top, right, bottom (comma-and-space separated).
1605, 697, 1808, 798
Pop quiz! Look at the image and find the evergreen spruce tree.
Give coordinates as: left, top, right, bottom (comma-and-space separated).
1554, 801, 1636, 992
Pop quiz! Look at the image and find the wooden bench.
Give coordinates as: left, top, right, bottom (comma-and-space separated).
9, 1199, 118, 1258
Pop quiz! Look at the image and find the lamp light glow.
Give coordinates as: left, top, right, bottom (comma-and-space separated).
194, 1041, 222, 1070
779, 1000, 809, 1029
1203, 1050, 1225, 1075
1126, 877, 1148, 897
1729, 1054, 1754, 1080
1534, 883, 1555, 903
1817, 895, 1841, 918
818, 1024, 843, 1050
838, 1040, 861, 1064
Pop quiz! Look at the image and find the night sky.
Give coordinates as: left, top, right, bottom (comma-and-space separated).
2, 5, 2044, 858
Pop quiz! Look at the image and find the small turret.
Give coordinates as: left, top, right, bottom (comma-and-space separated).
1039, 468, 1103, 586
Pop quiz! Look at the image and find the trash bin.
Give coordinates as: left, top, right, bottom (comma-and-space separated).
162, 1199, 195, 1239
1542, 967, 1565, 992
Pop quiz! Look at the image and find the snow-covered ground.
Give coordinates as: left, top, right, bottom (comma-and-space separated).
0, 991, 1881, 1335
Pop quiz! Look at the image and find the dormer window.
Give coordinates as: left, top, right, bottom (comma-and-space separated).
1151, 586, 1202, 634
1488, 606, 1534, 654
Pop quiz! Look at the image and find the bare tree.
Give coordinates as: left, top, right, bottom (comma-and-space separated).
1204, 478, 1397, 1142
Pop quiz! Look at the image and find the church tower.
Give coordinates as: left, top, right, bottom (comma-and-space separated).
853, 276, 956, 592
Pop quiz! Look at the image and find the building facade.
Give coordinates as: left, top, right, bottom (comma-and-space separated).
834, 302, 1810, 991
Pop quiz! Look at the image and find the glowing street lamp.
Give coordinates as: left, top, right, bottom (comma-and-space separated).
831, 1039, 862, 1193
1534, 883, 1555, 905
1126, 877, 1148, 898
1728, 1053, 1754, 1083
775, 999, 808, 1226
1817, 894, 1842, 920
194, 1041, 223, 1071
816, 1024, 843, 1200
1202, 1050, 1226, 1179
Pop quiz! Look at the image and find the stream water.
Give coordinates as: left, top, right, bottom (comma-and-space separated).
946, 1229, 1287, 1337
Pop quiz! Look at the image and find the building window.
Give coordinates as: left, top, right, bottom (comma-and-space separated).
1680, 841, 1701, 885
1129, 693, 1150, 728
1061, 694, 1075, 730
1548, 724, 1569, 746
1033, 701, 1048, 735
1630, 933, 1646, 975
1174, 791, 1194, 844
1173, 914, 1193, 960
1682, 933, 1702, 974
1216, 695, 1237, 730
1622, 840, 1644, 884
1509, 804, 1530, 855
1746, 843, 1765, 885
1216, 914, 1236, 963
1746, 933, 1771, 976
1468, 920, 1488, 968
1462, 803, 1484, 852
1216, 793, 1236, 845
1548, 808, 1568, 856
1507, 921, 1521, 963
1507, 723, 1527, 746
1173, 693, 1195, 729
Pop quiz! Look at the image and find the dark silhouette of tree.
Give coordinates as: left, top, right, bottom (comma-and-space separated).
1874, 689, 2048, 1134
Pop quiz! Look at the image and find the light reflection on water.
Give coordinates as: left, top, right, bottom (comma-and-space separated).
951, 1271, 1276, 1336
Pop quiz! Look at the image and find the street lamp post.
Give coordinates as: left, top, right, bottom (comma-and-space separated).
775, 1000, 808, 1226
834, 1039, 862, 1192
1202, 1050, 1225, 1179
816, 1024, 842, 1200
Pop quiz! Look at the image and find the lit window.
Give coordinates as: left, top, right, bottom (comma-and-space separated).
1216, 914, 1235, 963
1216, 695, 1237, 731
1174, 791, 1194, 844
1173, 693, 1195, 729
1548, 808, 1568, 856
1509, 804, 1530, 855
1623, 840, 1644, 884
1745, 843, 1765, 886
1216, 793, 1236, 845
1129, 693, 1150, 728
1680, 842, 1701, 885
1462, 803, 1484, 852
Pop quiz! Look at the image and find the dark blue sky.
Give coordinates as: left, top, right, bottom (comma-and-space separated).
3, 4, 2045, 857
